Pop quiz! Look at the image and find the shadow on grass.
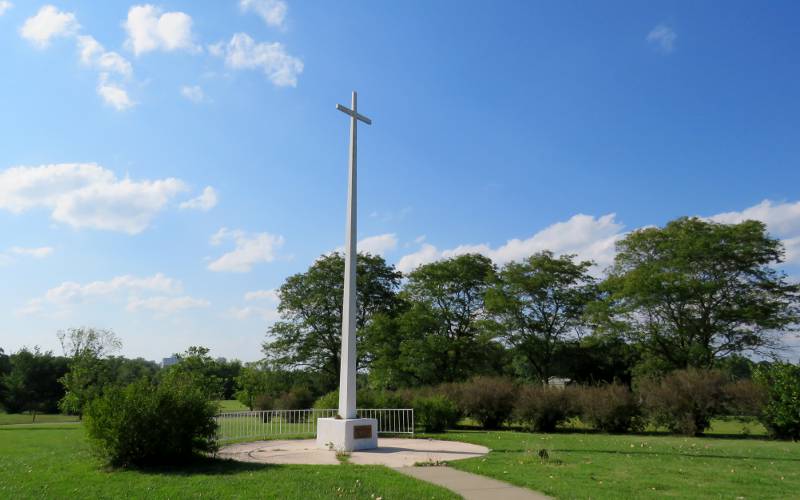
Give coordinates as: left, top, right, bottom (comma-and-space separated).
0, 425, 82, 432
124, 456, 280, 477
446, 424, 770, 441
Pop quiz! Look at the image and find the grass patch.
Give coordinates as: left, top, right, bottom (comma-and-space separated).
0, 412, 80, 425
0, 425, 456, 499
426, 429, 799, 499
217, 400, 249, 411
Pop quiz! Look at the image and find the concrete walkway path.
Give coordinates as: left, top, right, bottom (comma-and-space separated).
396, 466, 552, 500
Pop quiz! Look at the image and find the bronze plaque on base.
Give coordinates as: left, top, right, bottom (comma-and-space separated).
353, 425, 373, 439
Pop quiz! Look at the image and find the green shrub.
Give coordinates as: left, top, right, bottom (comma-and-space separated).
84, 377, 218, 467
274, 386, 315, 422
515, 385, 578, 432
754, 362, 800, 440
413, 394, 459, 432
313, 390, 339, 409
577, 383, 642, 433
458, 376, 517, 429
637, 368, 729, 436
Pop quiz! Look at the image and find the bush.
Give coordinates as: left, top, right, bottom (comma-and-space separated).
84, 377, 218, 467
413, 394, 460, 432
724, 379, 767, 417
637, 369, 729, 436
754, 362, 800, 440
458, 376, 517, 429
577, 383, 641, 433
515, 385, 578, 432
273, 386, 315, 422
313, 389, 406, 412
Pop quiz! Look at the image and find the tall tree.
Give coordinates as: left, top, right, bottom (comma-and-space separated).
263, 252, 402, 389
594, 217, 800, 372
486, 251, 598, 383
375, 254, 499, 385
1, 348, 68, 419
57, 328, 122, 416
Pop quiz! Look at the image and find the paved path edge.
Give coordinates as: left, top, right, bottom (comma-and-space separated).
395, 465, 552, 500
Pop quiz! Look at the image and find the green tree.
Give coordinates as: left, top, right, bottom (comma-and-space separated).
162, 346, 225, 399
374, 254, 499, 385
595, 217, 800, 373
57, 328, 122, 416
234, 362, 272, 410
486, 251, 598, 383
263, 252, 402, 389
754, 361, 800, 440
1, 348, 68, 419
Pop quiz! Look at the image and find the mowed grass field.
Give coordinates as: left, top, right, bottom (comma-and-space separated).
0, 424, 457, 499
427, 429, 800, 499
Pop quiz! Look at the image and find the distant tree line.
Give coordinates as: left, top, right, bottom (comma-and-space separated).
262, 217, 799, 390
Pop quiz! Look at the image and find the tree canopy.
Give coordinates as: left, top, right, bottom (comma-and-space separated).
594, 217, 800, 372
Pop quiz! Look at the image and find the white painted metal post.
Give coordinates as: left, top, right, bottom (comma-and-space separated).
336, 91, 371, 420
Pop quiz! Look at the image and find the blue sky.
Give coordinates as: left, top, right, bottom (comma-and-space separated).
1, 1, 799, 362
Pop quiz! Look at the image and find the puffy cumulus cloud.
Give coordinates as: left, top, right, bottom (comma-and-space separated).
180, 186, 217, 211
231, 288, 281, 322
180, 84, 205, 103
646, 24, 677, 54
19, 273, 208, 317
77, 35, 133, 78
124, 4, 198, 56
96, 73, 134, 110
19, 4, 79, 48
358, 233, 398, 256
10, 246, 54, 258
44, 273, 181, 304
396, 214, 625, 274
239, 0, 287, 28
211, 33, 303, 87
710, 199, 800, 265
126, 295, 209, 315
0, 1, 13, 17
208, 228, 285, 272
0, 163, 186, 234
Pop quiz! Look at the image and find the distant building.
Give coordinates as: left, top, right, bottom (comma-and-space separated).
547, 377, 572, 388
161, 356, 179, 368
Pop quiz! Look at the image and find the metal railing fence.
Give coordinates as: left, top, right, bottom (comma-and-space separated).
214, 408, 414, 443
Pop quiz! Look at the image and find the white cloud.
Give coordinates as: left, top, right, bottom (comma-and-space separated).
647, 24, 677, 54
228, 305, 280, 322
0, 1, 13, 17
77, 35, 133, 78
710, 199, 800, 266
212, 33, 303, 87
127, 295, 209, 315
97, 73, 134, 110
19, 5, 79, 48
208, 228, 285, 272
123, 4, 198, 56
240, 0, 287, 28
0, 163, 187, 234
245, 289, 279, 302
358, 233, 398, 256
180, 84, 205, 103
397, 214, 624, 274
20, 272, 208, 317
44, 273, 181, 304
180, 186, 217, 211
10, 246, 54, 258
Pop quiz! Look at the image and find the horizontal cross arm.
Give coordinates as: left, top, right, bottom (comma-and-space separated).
336, 104, 372, 125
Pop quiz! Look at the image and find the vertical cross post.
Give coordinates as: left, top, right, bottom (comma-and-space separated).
336, 91, 371, 420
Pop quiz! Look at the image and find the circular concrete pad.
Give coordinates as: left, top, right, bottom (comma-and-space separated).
218, 438, 489, 467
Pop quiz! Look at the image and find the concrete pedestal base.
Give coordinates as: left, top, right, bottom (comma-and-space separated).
316, 417, 377, 451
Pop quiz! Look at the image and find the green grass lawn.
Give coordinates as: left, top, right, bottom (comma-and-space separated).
427, 429, 800, 499
0, 411, 80, 425
217, 399, 249, 411
0, 424, 456, 499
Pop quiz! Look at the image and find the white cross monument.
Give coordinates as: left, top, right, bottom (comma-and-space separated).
316, 91, 378, 451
